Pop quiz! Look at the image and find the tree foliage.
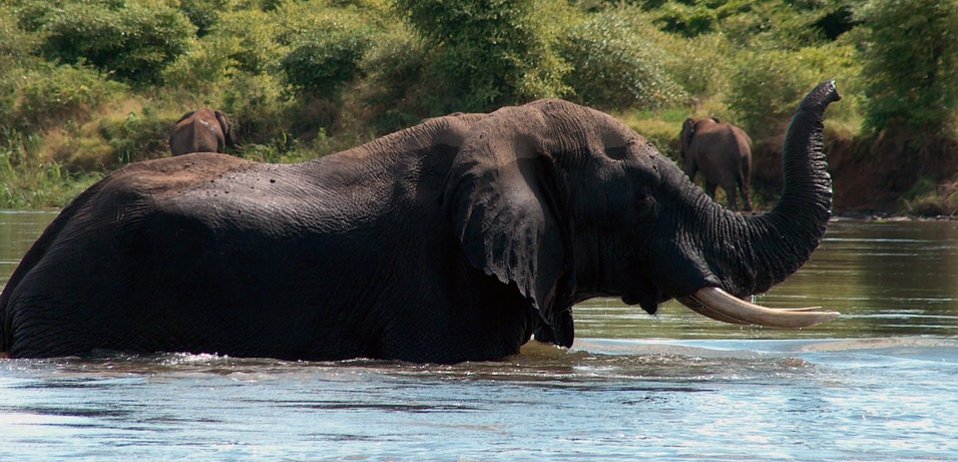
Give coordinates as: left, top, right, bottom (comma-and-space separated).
394, 0, 569, 112
558, 7, 686, 110
20, 0, 194, 85
2, 0, 957, 210
857, 0, 958, 135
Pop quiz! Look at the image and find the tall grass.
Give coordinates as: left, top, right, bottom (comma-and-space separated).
0, 129, 101, 209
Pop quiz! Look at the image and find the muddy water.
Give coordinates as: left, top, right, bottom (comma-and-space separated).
1, 212, 957, 460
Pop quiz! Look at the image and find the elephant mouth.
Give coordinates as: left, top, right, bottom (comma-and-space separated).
677, 287, 839, 328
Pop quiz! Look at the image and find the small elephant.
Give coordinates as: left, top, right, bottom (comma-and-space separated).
0, 82, 842, 363
680, 117, 753, 211
169, 108, 236, 156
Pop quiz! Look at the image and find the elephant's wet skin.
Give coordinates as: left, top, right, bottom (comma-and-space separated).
0, 83, 841, 363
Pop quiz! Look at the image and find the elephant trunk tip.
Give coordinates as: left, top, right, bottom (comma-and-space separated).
801, 81, 842, 112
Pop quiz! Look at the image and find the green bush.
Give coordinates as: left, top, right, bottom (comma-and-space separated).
275, 3, 374, 96
163, 7, 284, 93
356, 24, 431, 129
29, 0, 195, 85
179, 0, 234, 36
221, 73, 293, 145
557, 7, 686, 111
395, 0, 570, 112
281, 26, 372, 95
857, 0, 958, 136
0, 6, 42, 127
212, 9, 282, 75
725, 44, 862, 138
725, 49, 814, 138
13, 63, 127, 130
97, 109, 174, 165
0, 128, 102, 208
0, 7, 40, 59
162, 34, 241, 94
656, 32, 732, 101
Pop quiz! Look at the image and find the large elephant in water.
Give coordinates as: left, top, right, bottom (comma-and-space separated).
0, 82, 841, 363
168, 108, 235, 156
680, 117, 753, 211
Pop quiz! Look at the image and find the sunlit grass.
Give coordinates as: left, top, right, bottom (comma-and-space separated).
0, 130, 102, 209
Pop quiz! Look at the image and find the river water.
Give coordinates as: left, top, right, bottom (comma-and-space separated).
1, 211, 957, 461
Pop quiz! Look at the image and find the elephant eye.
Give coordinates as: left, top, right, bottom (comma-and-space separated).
604, 146, 628, 160
633, 190, 661, 222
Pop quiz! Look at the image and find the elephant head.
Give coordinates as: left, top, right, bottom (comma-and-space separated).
679, 117, 699, 156
169, 108, 236, 156
446, 82, 840, 345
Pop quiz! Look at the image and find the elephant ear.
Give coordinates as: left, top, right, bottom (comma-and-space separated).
175, 110, 196, 124
443, 105, 576, 347
214, 110, 236, 147
681, 118, 696, 153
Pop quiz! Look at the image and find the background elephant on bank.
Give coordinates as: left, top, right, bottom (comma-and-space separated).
168, 108, 236, 156
0, 82, 841, 363
680, 117, 753, 211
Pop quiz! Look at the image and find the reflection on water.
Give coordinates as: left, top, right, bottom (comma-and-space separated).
2, 212, 958, 460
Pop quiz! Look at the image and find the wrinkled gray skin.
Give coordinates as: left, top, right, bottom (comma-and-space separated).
680, 117, 753, 211
169, 108, 236, 156
0, 83, 840, 363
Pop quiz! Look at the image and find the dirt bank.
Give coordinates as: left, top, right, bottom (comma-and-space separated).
751, 131, 958, 215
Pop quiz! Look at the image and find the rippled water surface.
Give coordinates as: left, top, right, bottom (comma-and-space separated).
2, 212, 957, 460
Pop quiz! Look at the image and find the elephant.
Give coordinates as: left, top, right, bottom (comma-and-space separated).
168, 108, 236, 156
0, 82, 842, 364
680, 117, 753, 211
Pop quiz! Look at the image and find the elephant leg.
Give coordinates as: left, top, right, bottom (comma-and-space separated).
705, 182, 717, 199
723, 184, 739, 210
738, 179, 753, 212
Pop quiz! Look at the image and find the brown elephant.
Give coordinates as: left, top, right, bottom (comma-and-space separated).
168, 108, 236, 156
680, 117, 753, 211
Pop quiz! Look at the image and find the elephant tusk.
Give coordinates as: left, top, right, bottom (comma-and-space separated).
678, 287, 839, 328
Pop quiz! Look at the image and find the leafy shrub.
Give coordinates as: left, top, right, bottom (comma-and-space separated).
557, 8, 686, 111
13, 63, 127, 130
857, 0, 958, 136
355, 24, 431, 129
179, 0, 234, 36
162, 34, 241, 94
654, 0, 718, 37
726, 44, 861, 138
276, 3, 374, 96
725, 50, 814, 138
97, 109, 174, 165
0, 7, 42, 126
221, 73, 293, 145
212, 9, 282, 75
29, 0, 194, 85
0, 7, 40, 59
656, 32, 732, 101
281, 26, 372, 95
395, 0, 570, 112
0, 128, 102, 208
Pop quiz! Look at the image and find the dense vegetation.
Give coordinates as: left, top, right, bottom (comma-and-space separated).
1, 0, 956, 214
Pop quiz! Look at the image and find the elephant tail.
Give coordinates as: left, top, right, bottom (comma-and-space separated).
0, 180, 108, 353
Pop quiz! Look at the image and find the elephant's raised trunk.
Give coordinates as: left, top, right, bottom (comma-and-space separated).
677, 81, 841, 328
748, 80, 840, 292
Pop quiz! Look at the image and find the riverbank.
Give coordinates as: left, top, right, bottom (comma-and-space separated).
4, 129, 957, 217
751, 129, 958, 218
0, 159, 102, 210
